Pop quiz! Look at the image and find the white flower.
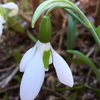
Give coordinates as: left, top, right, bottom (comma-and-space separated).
0, 15, 5, 36
20, 40, 74, 100
0, 2, 18, 17
0, 2, 18, 36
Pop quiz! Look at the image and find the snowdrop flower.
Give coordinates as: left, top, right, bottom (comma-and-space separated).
20, 16, 74, 100
0, 2, 18, 17
0, 2, 18, 36
0, 15, 5, 36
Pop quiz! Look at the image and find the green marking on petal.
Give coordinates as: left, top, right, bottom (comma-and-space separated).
43, 50, 50, 71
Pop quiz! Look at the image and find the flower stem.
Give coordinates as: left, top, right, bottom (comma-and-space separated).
89, 27, 100, 48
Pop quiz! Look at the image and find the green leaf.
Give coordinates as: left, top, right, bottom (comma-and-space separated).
67, 58, 86, 65
95, 25, 100, 39
3, 93, 8, 100
43, 50, 50, 70
67, 50, 100, 82
67, 14, 77, 50
27, 31, 37, 42
8, 17, 24, 33
7, 0, 14, 2
14, 75, 21, 83
85, 84, 100, 97
13, 50, 22, 63
68, 83, 87, 91
31, 0, 92, 28
31, 0, 73, 28
67, 92, 77, 100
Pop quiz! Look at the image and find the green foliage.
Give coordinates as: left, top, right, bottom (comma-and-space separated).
67, 50, 100, 82
7, 0, 14, 2
3, 93, 8, 100
27, 31, 37, 42
67, 92, 77, 100
67, 58, 86, 65
67, 14, 77, 50
95, 25, 100, 39
8, 17, 24, 33
13, 50, 22, 63
14, 75, 21, 83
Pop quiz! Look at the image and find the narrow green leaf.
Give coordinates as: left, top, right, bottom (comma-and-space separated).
67, 50, 100, 82
14, 75, 21, 83
43, 50, 50, 70
7, 0, 14, 2
67, 92, 77, 100
85, 84, 100, 97
27, 31, 37, 42
95, 25, 100, 39
67, 58, 86, 65
13, 50, 22, 63
67, 14, 77, 50
3, 93, 8, 100
64, 9, 87, 28
8, 17, 24, 33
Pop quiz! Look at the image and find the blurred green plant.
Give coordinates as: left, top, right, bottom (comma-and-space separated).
95, 25, 100, 39
8, 17, 24, 33
67, 14, 77, 50
3, 93, 8, 100
27, 31, 37, 42
67, 50, 100, 82
13, 50, 22, 63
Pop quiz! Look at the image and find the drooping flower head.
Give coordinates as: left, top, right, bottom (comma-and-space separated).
0, 2, 18, 36
20, 0, 75, 100
20, 15, 74, 100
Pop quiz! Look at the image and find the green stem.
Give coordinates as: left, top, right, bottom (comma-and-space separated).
45, 1, 100, 47
45, 6, 60, 16
89, 28, 100, 48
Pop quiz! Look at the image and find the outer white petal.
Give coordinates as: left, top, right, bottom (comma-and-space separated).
0, 24, 3, 36
0, 16, 5, 36
20, 51, 45, 100
19, 43, 38, 72
32, 0, 72, 27
49, 53, 52, 64
0, 15, 5, 24
51, 47, 74, 87
1, 2, 18, 17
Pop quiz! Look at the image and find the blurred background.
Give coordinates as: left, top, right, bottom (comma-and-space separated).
0, 0, 100, 100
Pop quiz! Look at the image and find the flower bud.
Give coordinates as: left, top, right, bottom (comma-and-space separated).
39, 16, 52, 43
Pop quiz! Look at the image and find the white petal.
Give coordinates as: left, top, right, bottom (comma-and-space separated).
36, 41, 52, 64
51, 47, 74, 87
0, 15, 5, 24
19, 43, 37, 72
49, 53, 52, 64
1, 2, 18, 17
0, 24, 3, 36
20, 52, 45, 100
0, 15, 5, 36
32, 0, 72, 27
